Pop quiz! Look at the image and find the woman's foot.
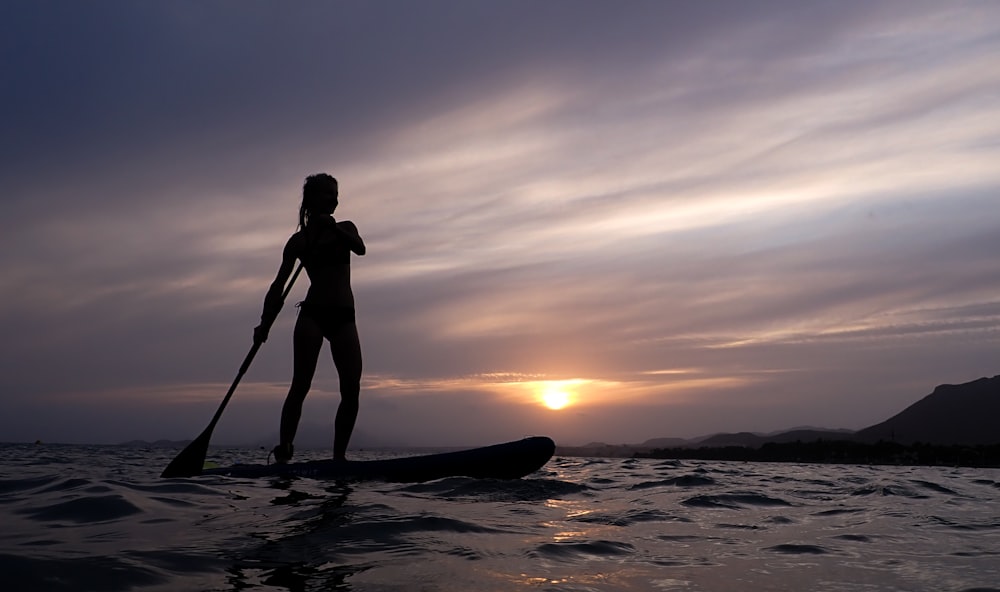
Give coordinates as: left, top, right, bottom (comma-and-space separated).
270, 443, 294, 464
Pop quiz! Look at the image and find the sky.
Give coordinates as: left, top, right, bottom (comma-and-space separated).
2, 1, 999, 448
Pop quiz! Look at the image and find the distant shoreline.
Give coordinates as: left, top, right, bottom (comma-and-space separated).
631, 440, 1000, 469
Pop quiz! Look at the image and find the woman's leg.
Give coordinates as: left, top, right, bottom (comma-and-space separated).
280, 313, 325, 447
329, 323, 362, 460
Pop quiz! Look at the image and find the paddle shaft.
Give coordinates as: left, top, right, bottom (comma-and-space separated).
205, 261, 304, 432
161, 262, 303, 477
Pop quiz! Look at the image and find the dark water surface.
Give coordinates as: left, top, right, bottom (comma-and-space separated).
1, 443, 998, 591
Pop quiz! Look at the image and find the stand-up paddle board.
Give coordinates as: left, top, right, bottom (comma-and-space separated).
201, 436, 555, 482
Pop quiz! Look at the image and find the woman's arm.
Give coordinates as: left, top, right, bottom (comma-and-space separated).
254, 237, 299, 343
334, 220, 366, 256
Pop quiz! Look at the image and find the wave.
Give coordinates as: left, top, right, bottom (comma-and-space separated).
628, 474, 718, 490
681, 491, 795, 509
394, 476, 589, 501
764, 543, 831, 555
530, 539, 636, 561
16, 494, 143, 523
570, 508, 692, 527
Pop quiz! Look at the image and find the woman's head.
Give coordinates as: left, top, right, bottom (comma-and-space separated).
300, 173, 338, 228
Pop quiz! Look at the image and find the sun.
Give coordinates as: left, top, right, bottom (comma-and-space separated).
538, 382, 575, 410
520, 378, 588, 410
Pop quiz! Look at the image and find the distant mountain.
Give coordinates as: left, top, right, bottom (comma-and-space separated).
557, 429, 856, 457
762, 426, 855, 437
855, 375, 1000, 445
692, 428, 855, 448
695, 431, 766, 448
655, 375, 1000, 450
638, 437, 689, 448
557, 376, 1000, 459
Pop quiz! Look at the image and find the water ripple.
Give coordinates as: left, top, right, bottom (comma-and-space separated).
16, 494, 144, 524
681, 492, 795, 509
396, 476, 589, 501
850, 483, 927, 498
570, 508, 689, 527
765, 543, 831, 555
0, 476, 60, 496
910, 479, 960, 496
532, 539, 636, 561
629, 474, 717, 490
0, 552, 166, 591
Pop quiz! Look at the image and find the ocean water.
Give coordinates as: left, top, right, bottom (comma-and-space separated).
1, 443, 998, 592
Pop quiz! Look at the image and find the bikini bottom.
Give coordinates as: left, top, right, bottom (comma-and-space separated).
297, 301, 356, 340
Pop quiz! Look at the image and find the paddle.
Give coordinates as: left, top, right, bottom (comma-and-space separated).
161, 262, 304, 478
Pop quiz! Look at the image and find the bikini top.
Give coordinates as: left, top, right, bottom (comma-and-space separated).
298, 226, 350, 268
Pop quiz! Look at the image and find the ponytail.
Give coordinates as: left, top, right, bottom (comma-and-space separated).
299, 173, 338, 231
298, 202, 308, 231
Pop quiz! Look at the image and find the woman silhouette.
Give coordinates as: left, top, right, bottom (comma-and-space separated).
254, 174, 366, 463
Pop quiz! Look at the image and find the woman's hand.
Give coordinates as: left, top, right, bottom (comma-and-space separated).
334, 220, 366, 256
253, 324, 269, 345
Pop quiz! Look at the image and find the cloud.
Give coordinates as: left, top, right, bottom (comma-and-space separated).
2, 1, 999, 445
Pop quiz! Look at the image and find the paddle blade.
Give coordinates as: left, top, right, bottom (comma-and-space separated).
160, 431, 211, 478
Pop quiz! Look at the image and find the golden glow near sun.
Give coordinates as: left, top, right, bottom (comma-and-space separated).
533, 379, 585, 410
